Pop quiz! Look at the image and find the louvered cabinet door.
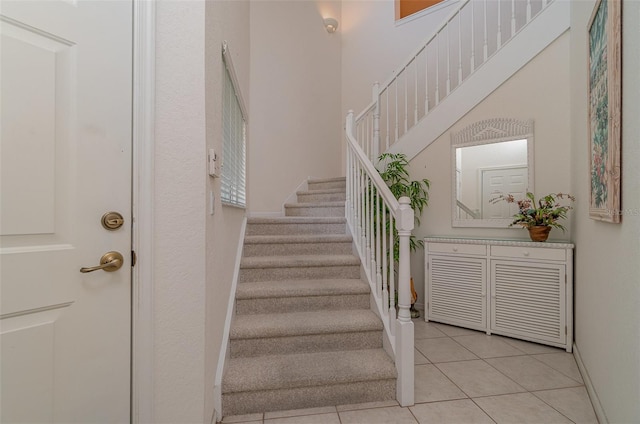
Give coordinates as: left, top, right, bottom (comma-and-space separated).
428, 256, 487, 331
490, 260, 566, 345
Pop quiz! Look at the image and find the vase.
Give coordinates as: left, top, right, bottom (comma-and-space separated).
528, 226, 551, 242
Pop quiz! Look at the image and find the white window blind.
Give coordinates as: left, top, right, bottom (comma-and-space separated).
222, 44, 246, 207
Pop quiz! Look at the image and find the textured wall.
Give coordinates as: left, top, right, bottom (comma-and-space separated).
569, 1, 640, 421
248, 1, 343, 213
154, 1, 207, 422
407, 33, 571, 311
204, 0, 250, 422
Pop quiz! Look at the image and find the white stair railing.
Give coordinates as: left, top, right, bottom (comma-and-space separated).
345, 111, 414, 407
356, 0, 555, 160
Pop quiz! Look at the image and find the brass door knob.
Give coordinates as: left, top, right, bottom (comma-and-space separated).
80, 251, 124, 273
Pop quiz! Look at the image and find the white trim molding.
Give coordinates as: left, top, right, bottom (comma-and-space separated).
573, 343, 609, 424
131, 0, 155, 422
214, 217, 248, 422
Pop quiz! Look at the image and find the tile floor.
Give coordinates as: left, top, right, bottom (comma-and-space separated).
221, 320, 598, 424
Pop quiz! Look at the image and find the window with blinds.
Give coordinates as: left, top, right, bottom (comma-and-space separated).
222, 49, 246, 207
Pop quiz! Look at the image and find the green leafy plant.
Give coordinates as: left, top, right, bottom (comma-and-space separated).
492, 192, 575, 231
377, 153, 430, 253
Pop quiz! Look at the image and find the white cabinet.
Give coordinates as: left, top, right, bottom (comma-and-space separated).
425, 238, 574, 352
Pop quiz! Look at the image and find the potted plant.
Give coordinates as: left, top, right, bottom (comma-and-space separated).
377, 153, 430, 317
492, 192, 575, 242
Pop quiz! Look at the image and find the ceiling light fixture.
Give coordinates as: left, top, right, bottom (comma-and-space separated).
323, 17, 338, 34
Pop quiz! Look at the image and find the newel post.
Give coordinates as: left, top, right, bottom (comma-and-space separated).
372, 82, 380, 161
395, 197, 414, 406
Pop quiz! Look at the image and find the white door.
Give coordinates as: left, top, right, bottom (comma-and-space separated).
481, 166, 527, 219
0, 1, 132, 422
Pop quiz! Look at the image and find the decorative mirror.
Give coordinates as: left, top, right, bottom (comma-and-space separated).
451, 118, 534, 228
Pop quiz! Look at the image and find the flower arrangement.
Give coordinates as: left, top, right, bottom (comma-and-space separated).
492, 192, 576, 231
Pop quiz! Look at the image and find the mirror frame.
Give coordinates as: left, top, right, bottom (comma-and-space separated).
451, 118, 535, 228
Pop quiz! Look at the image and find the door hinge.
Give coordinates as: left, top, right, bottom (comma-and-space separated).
131, 250, 137, 267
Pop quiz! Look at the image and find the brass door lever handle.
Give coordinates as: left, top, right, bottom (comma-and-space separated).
80, 251, 124, 273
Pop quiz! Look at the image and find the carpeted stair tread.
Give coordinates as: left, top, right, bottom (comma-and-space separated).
248, 216, 345, 224
307, 177, 346, 185
230, 310, 381, 339
222, 348, 396, 394
297, 188, 345, 196
236, 279, 368, 299
244, 234, 352, 245
240, 254, 359, 269
284, 201, 345, 208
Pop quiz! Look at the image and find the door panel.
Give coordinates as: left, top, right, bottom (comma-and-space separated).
0, 1, 132, 422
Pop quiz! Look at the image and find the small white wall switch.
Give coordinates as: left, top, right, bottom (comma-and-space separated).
208, 148, 220, 177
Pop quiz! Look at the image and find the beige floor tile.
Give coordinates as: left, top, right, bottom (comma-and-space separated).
339, 406, 418, 424
415, 348, 430, 365
473, 393, 572, 423
415, 337, 478, 363
264, 406, 336, 420
410, 399, 495, 424
498, 336, 564, 354
485, 356, 582, 391
430, 323, 484, 336
415, 364, 468, 403
435, 360, 525, 398
532, 352, 584, 383
414, 320, 448, 339
264, 412, 340, 424
533, 387, 598, 424
336, 400, 398, 412
453, 334, 527, 358
222, 413, 263, 423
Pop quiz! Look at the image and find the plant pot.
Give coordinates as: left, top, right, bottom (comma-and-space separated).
528, 226, 551, 242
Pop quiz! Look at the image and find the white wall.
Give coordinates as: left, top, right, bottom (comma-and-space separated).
155, 2, 207, 421
154, 1, 249, 422
205, 1, 250, 422
248, 1, 342, 213
569, 1, 640, 421
408, 33, 571, 311
341, 0, 457, 119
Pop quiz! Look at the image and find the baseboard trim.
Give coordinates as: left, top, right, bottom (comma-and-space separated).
573, 342, 608, 424
213, 216, 247, 422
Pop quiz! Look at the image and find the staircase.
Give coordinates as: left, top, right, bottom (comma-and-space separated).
221, 177, 397, 416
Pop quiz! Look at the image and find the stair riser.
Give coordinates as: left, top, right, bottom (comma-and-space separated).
297, 192, 346, 203
236, 293, 370, 315
239, 265, 360, 283
222, 379, 396, 416
243, 241, 353, 257
246, 223, 345, 236
308, 181, 346, 191
285, 206, 345, 217
230, 331, 382, 358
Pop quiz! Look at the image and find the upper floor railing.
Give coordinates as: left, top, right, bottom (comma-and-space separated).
356, 0, 555, 160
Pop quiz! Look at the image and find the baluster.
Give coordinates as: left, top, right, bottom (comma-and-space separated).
414, 60, 418, 125
369, 176, 375, 278
345, 146, 350, 226
387, 213, 394, 327
394, 79, 399, 143
372, 82, 380, 160
382, 204, 388, 307
364, 175, 370, 271
457, 12, 463, 86
359, 164, 365, 248
404, 69, 408, 134
424, 48, 430, 113
446, 24, 451, 95
483, 0, 488, 62
511, 0, 516, 36
385, 89, 390, 149
497, 0, 502, 50
376, 192, 382, 296
470, 0, 475, 72
435, 35, 440, 106
542, 0, 548, 9
527, 0, 532, 23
